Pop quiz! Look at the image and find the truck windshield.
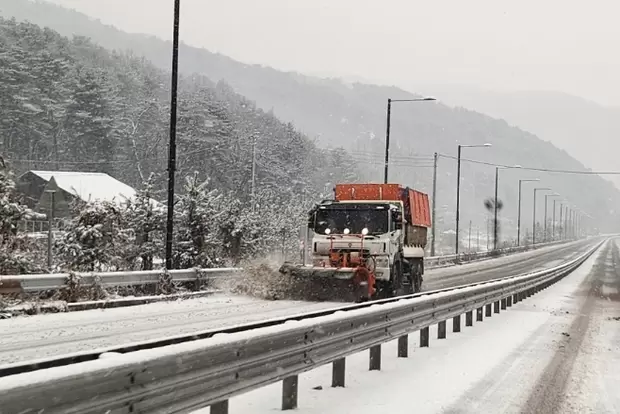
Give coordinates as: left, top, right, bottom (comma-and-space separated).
314, 204, 389, 235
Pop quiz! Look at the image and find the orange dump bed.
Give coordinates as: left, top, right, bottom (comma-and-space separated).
334, 184, 431, 228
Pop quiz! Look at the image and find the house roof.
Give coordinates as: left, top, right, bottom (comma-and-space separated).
29, 171, 138, 204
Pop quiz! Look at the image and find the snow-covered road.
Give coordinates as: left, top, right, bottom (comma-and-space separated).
0, 296, 342, 365
208, 238, 619, 414
0, 239, 595, 366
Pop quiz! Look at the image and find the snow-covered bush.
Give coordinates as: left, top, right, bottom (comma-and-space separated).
55, 198, 130, 272
0, 164, 45, 274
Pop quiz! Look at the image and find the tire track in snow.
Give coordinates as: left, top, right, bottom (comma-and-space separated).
522, 240, 612, 413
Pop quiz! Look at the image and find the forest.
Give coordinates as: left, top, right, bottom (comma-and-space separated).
0, 17, 359, 274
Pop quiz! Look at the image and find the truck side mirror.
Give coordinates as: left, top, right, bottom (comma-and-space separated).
392, 211, 403, 230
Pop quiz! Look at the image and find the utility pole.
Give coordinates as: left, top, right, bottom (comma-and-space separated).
455, 145, 462, 256
552, 199, 556, 240
559, 203, 564, 240
383, 99, 392, 184
468, 220, 472, 253
430, 152, 438, 256
45, 190, 56, 272
251, 136, 257, 213
165, 0, 181, 270
477, 228, 480, 252
493, 167, 500, 250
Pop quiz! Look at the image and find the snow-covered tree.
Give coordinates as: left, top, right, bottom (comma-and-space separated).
172, 172, 225, 269
122, 173, 164, 270
55, 199, 130, 272
0, 163, 45, 274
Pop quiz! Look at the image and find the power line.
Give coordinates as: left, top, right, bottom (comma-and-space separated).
437, 153, 620, 176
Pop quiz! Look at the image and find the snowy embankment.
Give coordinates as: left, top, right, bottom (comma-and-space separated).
192, 239, 618, 414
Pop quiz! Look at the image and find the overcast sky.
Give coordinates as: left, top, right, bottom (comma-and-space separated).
49, 0, 620, 106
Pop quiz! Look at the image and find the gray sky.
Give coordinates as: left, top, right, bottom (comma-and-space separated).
49, 0, 620, 106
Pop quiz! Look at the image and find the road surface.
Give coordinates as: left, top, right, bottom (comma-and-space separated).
218, 238, 619, 414
0, 239, 597, 366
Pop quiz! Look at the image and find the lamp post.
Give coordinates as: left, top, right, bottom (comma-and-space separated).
165, 0, 181, 270
430, 152, 438, 256
532, 187, 551, 245
544, 193, 560, 242
383, 97, 436, 184
455, 143, 492, 256
493, 165, 521, 250
517, 179, 539, 246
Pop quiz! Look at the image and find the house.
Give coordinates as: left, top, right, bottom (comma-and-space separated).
16, 171, 141, 218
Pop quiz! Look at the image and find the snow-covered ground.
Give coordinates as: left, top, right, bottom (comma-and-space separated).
193, 238, 619, 414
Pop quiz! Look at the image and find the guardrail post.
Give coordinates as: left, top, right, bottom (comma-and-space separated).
513, 293, 520, 303
211, 401, 229, 414
477, 307, 483, 321
282, 375, 298, 410
494, 301, 500, 313
420, 327, 430, 347
507, 296, 513, 307
501, 298, 507, 310
485, 303, 492, 317
398, 335, 408, 357
194, 268, 202, 291
438, 320, 447, 339
453, 315, 461, 333
369, 345, 381, 370
466, 310, 473, 326
332, 358, 346, 387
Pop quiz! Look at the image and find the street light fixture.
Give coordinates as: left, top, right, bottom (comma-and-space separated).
517, 178, 539, 246
383, 97, 437, 184
455, 143, 492, 256
533, 187, 551, 245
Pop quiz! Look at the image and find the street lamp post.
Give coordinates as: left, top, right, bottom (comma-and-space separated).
493, 165, 521, 250
544, 193, 560, 242
517, 179, 539, 246
383, 97, 436, 184
455, 143, 492, 256
533, 187, 551, 245
165, 0, 181, 270
431, 152, 438, 256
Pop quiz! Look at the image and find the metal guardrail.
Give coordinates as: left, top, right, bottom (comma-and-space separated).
0, 238, 604, 414
0, 267, 240, 294
0, 240, 571, 294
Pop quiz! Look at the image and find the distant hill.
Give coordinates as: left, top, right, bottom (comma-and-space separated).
3, 0, 619, 237
413, 85, 620, 190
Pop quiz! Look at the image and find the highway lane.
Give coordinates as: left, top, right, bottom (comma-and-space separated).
424, 239, 597, 291
0, 239, 597, 365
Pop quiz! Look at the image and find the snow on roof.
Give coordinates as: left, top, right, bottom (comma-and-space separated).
30, 171, 137, 204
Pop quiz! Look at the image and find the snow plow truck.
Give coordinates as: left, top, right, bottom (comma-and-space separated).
279, 183, 431, 302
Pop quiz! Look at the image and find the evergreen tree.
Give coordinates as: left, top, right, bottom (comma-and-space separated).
55, 199, 130, 272
122, 173, 165, 270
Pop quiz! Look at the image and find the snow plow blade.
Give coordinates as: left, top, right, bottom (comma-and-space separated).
278, 263, 374, 302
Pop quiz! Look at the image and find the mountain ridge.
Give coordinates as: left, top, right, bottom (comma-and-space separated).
3, 0, 619, 237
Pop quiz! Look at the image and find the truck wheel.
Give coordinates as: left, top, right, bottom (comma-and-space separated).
391, 260, 406, 296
